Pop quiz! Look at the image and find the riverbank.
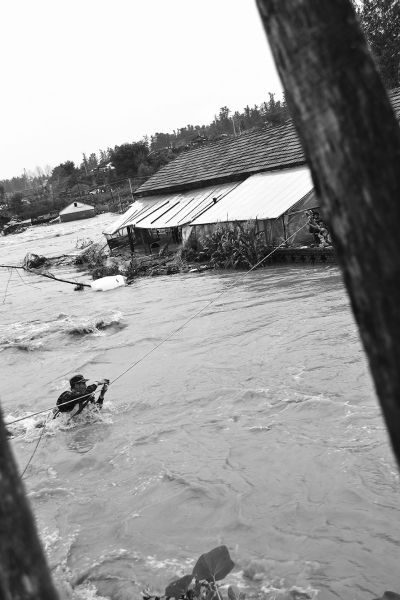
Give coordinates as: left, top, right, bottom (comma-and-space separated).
18, 241, 335, 289
2, 213, 336, 284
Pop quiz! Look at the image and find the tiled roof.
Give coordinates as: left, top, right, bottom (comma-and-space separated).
137, 87, 400, 196
137, 121, 304, 195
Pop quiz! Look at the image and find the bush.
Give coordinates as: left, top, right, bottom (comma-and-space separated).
169, 248, 188, 272
75, 243, 107, 268
75, 237, 93, 250
183, 222, 269, 269
91, 264, 121, 280
147, 546, 237, 600
124, 256, 140, 280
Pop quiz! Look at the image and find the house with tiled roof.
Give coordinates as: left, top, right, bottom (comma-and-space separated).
104, 87, 400, 252
136, 120, 305, 195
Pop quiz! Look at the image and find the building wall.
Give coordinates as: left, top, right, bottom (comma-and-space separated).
187, 214, 315, 247
59, 209, 95, 223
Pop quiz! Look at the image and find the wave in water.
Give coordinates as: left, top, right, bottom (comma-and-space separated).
0, 311, 125, 351
239, 557, 319, 599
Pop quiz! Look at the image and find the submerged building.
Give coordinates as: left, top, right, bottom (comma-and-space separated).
104, 88, 400, 253
59, 201, 95, 223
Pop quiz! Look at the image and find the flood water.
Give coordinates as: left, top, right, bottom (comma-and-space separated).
1, 214, 399, 600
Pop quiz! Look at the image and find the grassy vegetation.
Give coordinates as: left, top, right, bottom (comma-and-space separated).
183, 222, 270, 269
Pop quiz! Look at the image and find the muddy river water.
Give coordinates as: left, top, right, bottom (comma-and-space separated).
1, 214, 399, 600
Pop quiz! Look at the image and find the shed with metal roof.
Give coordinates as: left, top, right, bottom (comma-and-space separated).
105, 88, 400, 251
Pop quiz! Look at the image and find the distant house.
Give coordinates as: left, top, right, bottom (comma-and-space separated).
59, 201, 95, 223
104, 88, 400, 252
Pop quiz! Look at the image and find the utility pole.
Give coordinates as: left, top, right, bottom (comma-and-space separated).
82, 154, 88, 176
128, 178, 134, 202
76, 181, 82, 200
232, 115, 237, 137
49, 183, 55, 209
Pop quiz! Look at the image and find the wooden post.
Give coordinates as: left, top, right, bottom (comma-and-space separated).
139, 229, 151, 254
127, 225, 135, 254
263, 219, 268, 245
0, 409, 59, 599
281, 215, 288, 245
256, 0, 400, 466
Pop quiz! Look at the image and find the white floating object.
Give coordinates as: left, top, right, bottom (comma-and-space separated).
90, 274, 126, 291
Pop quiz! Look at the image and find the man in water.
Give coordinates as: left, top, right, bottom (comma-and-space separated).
54, 374, 109, 418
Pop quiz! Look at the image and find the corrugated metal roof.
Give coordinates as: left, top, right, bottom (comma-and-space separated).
60, 201, 94, 215
103, 197, 162, 234
191, 166, 313, 225
105, 183, 237, 234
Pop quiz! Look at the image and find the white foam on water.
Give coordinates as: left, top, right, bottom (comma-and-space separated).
260, 583, 319, 599
145, 555, 195, 572
6, 403, 113, 441
53, 406, 113, 431
71, 582, 110, 600
41, 528, 115, 599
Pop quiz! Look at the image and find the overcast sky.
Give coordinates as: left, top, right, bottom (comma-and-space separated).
1, 0, 282, 180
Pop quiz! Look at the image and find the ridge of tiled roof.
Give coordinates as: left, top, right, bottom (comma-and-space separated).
136, 120, 304, 195
137, 87, 400, 195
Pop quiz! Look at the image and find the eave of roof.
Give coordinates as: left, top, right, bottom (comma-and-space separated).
105, 182, 238, 234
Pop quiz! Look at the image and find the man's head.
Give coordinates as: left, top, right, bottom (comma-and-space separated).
70, 374, 88, 392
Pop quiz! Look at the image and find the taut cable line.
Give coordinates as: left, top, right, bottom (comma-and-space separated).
111, 222, 309, 384
7, 220, 309, 429
2, 267, 13, 303
12, 221, 310, 477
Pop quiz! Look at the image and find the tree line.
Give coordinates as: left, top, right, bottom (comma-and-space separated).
0, 92, 289, 219
0, 0, 398, 221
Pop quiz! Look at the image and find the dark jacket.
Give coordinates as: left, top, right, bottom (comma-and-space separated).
56, 384, 98, 414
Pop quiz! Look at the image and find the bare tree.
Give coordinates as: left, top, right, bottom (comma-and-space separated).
44, 164, 53, 178
255, 0, 400, 466
34, 166, 44, 179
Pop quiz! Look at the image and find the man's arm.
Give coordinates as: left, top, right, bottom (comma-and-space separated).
96, 380, 109, 408
74, 385, 98, 415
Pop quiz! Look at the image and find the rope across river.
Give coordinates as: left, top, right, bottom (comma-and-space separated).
6, 222, 309, 475
7, 222, 309, 430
